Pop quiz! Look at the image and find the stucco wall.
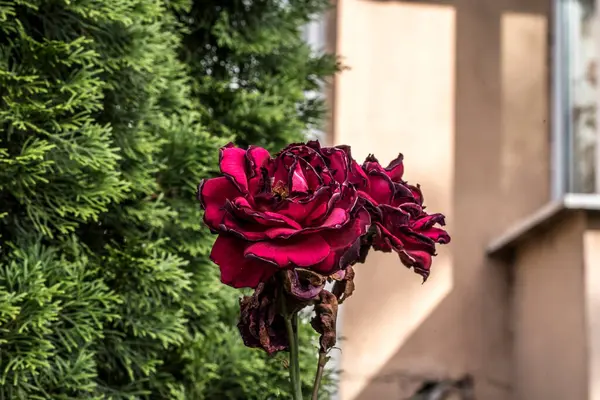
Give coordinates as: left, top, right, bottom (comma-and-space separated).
512, 212, 587, 400
332, 0, 550, 398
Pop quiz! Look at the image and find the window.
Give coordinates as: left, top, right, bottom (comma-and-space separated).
556, 0, 599, 195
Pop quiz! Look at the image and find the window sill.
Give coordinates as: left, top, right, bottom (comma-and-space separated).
486, 194, 600, 259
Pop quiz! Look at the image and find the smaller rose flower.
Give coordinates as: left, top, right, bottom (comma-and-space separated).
357, 154, 450, 280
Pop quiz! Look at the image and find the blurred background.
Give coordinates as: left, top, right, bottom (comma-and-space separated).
315, 0, 600, 399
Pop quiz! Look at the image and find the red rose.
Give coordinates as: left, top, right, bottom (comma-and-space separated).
197, 141, 370, 289
357, 154, 450, 280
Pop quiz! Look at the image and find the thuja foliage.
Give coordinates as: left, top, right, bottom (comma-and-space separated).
0, 0, 337, 399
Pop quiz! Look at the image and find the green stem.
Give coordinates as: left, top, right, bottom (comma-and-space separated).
311, 351, 328, 400
283, 303, 303, 400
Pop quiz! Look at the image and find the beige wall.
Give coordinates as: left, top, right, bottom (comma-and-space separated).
584, 218, 600, 400
333, 0, 550, 398
512, 212, 588, 400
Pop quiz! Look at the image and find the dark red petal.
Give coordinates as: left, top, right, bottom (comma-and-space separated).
322, 147, 348, 184
391, 182, 419, 207
220, 212, 270, 241
246, 146, 271, 177
220, 144, 249, 193
226, 201, 303, 230
290, 161, 309, 193
297, 157, 322, 191
247, 147, 271, 195
412, 213, 446, 230
371, 222, 403, 252
320, 208, 349, 229
366, 171, 394, 205
322, 208, 370, 251
210, 235, 277, 288
362, 155, 385, 173
385, 153, 404, 182
311, 252, 337, 273
399, 250, 433, 281
245, 235, 331, 268
422, 228, 451, 244
350, 160, 369, 189
200, 177, 243, 229
271, 152, 293, 189
398, 229, 437, 252
277, 186, 331, 223
407, 183, 423, 205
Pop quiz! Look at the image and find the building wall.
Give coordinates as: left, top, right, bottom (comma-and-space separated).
512, 212, 588, 400
332, 0, 550, 398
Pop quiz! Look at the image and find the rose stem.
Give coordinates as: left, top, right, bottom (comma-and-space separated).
291, 313, 301, 385
311, 351, 328, 400
283, 300, 303, 400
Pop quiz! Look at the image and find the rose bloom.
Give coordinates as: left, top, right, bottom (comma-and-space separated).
357, 154, 450, 280
197, 141, 370, 289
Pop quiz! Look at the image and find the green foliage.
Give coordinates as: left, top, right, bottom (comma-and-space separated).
0, 0, 337, 398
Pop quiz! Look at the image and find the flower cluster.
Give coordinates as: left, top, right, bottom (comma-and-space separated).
197, 141, 449, 354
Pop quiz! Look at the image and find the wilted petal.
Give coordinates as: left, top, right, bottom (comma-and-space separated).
238, 282, 288, 354
321, 147, 348, 184
220, 144, 249, 193
407, 183, 423, 205
332, 266, 355, 304
399, 250, 433, 281
412, 213, 451, 244
311, 291, 339, 352
210, 235, 277, 288
283, 269, 326, 302
385, 153, 404, 182
245, 236, 331, 268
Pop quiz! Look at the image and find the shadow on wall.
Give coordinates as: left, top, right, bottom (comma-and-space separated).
335, 0, 550, 399
408, 375, 474, 400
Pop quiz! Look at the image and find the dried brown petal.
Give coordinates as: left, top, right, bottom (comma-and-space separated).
332, 266, 355, 304
238, 282, 288, 355
283, 268, 327, 301
311, 290, 339, 352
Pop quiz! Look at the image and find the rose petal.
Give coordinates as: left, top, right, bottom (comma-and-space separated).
246, 146, 270, 177
311, 290, 339, 352
220, 144, 249, 193
245, 235, 331, 268
282, 269, 326, 301
199, 177, 243, 229
322, 147, 348, 184
332, 266, 355, 304
399, 250, 433, 281
311, 252, 337, 273
238, 282, 288, 354
277, 186, 331, 223
366, 171, 394, 205
320, 208, 349, 229
247, 146, 271, 194
290, 161, 309, 193
385, 153, 404, 182
210, 235, 276, 288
